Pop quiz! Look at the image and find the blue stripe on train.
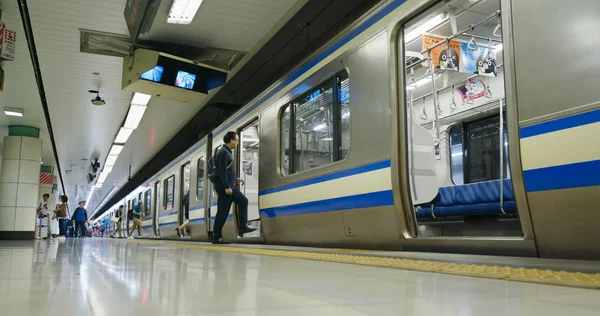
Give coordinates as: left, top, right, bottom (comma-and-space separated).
520, 108, 600, 138
260, 190, 394, 218
523, 159, 600, 192
259, 160, 391, 196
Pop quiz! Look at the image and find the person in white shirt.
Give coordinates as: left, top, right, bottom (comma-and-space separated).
37, 194, 54, 239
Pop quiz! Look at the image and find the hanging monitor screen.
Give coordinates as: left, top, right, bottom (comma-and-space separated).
140, 65, 164, 82
175, 71, 197, 90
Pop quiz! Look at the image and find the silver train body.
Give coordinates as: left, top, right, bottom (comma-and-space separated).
98, 0, 600, 260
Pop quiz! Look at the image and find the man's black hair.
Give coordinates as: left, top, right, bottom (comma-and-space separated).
223, 131, 238, 144
43, 193, 50, 198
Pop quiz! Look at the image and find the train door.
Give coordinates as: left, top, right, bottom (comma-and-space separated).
179, 162, 191, 237
393, 0, 536, 255
126, 199, 131, 236
237, 119, 261, 238
144, 189, 153, 237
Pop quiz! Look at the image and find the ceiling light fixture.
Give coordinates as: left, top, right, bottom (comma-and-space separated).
131, 92, 151, 106
4, 107, 24, 117
103, 166, 114, 173
104, 155, 119, 167
95, 183, 103, 189
123, 104, 147, 129
114, 127, 134, 144
108, 144, 124, 157
405, 13, 447, 43
166, 0, 204, 24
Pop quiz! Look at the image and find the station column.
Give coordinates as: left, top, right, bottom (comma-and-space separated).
0, 126, 42, 240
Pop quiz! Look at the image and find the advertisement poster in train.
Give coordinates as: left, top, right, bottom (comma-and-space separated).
456, 79, 487, 102
459, 42, 498, 76
422, 34, 461, 71
422, 34, 497, 76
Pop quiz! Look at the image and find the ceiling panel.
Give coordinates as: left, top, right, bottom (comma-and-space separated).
1, 0, 300, 211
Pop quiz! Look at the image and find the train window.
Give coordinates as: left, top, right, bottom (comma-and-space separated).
144, 189, 151, 216
197, 157, 205, 202
279, 70, 350, 175
155, 181, 162, 213
164, 175, 175, 209
449, 117, 510, 185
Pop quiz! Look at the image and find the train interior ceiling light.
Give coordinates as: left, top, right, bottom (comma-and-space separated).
167, 0, 204, 24
122, 49, 227, 103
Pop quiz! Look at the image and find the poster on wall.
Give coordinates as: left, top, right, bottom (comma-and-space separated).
422, 34, 497, 76
422, 34, 461, 71
456, 78, 487, 102
460, 42, 497, 76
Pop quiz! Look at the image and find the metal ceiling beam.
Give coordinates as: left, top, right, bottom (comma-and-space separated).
17, 0, 66, 194
94, 0, 382, 218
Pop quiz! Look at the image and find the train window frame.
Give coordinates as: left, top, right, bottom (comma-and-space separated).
278, 70, 351, 176
164, 175, 175, 210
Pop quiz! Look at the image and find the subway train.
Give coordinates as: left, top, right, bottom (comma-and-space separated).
95, 0, 600, 260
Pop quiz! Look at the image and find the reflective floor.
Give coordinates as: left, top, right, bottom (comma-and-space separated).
1, 239, 599, 316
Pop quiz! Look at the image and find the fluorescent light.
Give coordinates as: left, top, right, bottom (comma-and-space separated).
4, 107, 24, 117
494, 43, 503, 53
85, 187, 95, 204
124, 104, 147, 129
97, 172, 108, 183
167, 0, 204, 24
405, 13, 447, 43
95, 183, 103, 189
131, 92, 151, 106
322, 138, 333, 141
115, 127, 133, 143
108, 144, 124, 156
103, 166, 113, 173
105, 155, 119, 167
314, 124, 327, 131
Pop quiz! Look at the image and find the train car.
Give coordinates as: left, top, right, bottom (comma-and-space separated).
99, 0, 600, 260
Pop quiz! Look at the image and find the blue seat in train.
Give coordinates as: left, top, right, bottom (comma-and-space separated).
416, 179, 517, 218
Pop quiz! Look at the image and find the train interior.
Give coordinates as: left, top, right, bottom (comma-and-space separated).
401, 0, 522, 237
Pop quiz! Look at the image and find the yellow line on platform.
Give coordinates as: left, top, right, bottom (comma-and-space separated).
126, 239, 600, 289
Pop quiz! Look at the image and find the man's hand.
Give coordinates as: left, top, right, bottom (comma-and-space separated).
225, 188, 233, 195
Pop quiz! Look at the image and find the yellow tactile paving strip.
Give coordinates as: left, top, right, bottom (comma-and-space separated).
127, 239, 600, 289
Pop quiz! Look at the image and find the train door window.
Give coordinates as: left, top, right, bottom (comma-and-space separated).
164, 176, 175, 210
400, 0, 522, 237
144, 190, 151, 216
239, 120, 261, 237
280, 106, 291, 176
180, 163, 191, 223
197, 157, 205, 203
279, 71, 350, 175
449, 125, 464, 185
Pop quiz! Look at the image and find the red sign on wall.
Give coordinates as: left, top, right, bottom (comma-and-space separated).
0, 22, 16, 61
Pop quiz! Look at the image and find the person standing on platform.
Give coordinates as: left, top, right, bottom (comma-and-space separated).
111, 205, 124, 238
71, 201, 88, 238
127, 201, 143, 240
37, 194, 52, 239
54, 195, 69, 240
212, 131, 256, 244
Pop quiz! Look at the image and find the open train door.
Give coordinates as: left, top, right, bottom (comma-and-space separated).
236, 119, 262, 240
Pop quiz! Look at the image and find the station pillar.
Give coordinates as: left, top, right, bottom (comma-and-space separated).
0, 126, 42, 239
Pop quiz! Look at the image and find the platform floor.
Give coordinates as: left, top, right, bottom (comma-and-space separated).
1, 239, 600, 316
